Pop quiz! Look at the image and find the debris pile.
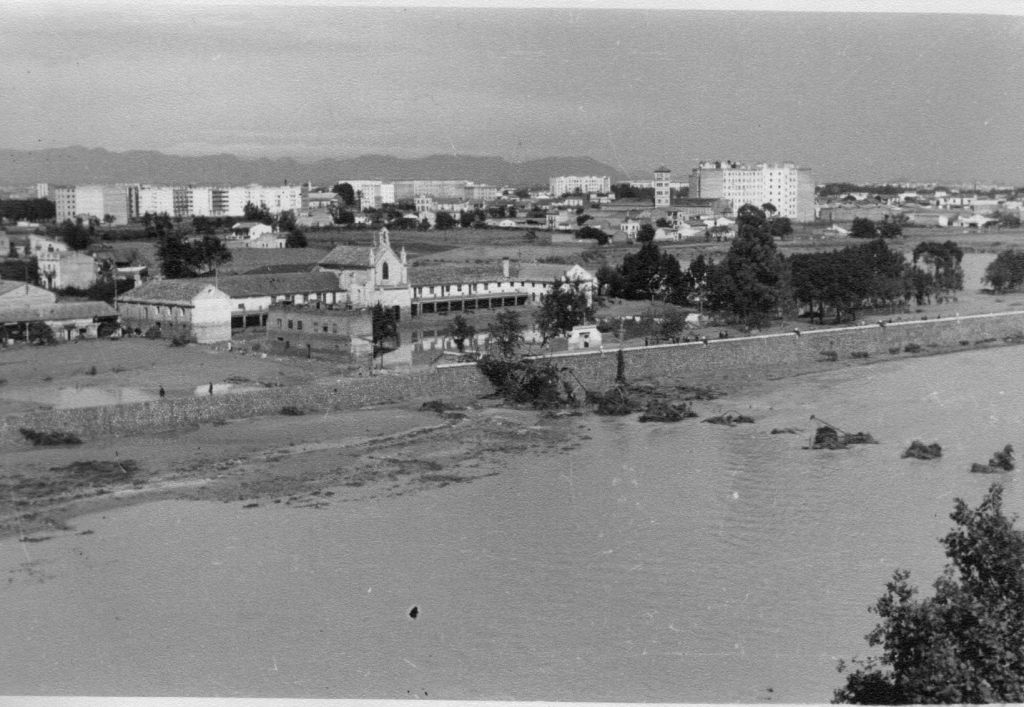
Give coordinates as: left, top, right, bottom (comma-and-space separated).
902, 441, 943, 460
971, 445, 1014, 474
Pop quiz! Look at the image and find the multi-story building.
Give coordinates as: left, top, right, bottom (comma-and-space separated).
653, 166, 671, 207
171, 186, 214, 218
135, 185, 175, 217
37, 250, 97, 290
393, 180, 468, 202
334, 180, 398, 210
53, 185, 131, 225
223, 184, 303, 216
35, 183, 50, 199
549, 175, 611, 196
688, 160, 814, 221
465, 183, 498, 202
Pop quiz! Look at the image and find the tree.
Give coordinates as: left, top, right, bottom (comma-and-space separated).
157, 232, 231, 279
637, 223, 656, 243
58, 218, 91, 250
596, 263, 624, 297
487, 310, 524, 359
371, 303, 399, 361
435, 211, 457, 230
851, 217, 879, 239
769, 216, 793, 239
445, 315, 477, 353
706, 204, 790, 325
276, 209, 297, 233
243, 202, 273, 225
576, 225, 609, 245
835, 484, 1024, 704
333, 182, 356, 207
285, 230, 308, 248
534, 279, 595, 343
459, 210, 476, 228
617, 242, 687, 303
193, 235, 232, 274
878, 215, 903, 239
983, 249, 1024, 293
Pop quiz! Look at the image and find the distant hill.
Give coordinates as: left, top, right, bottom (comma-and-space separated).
0, 146, 629, 188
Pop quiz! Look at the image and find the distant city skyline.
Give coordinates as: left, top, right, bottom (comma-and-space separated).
2, 4, 1023, 185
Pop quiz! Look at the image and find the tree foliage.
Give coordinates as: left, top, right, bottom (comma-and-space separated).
445, 315, 477, 353
371, 303, 400, 355
534, 279, 595, 342
486, 310, 525, 359
612, 242, 687, 303
983, 249, 1024, 294
637, 223, 656, 243
576, 225, 609, 245
790, 238, 909, 323
835, 484, 1024, 704
0, 198, 55, 221
435, 211, 457, 230
156, 215, 231, 279
333, 182, 356, 206
285, 230, 308, 248
705, 204, 789, 325
57, 218, 92, 251
242, 202, 273, 225
851, 218, 879, 239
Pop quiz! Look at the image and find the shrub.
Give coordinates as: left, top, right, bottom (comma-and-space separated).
888, 346, 901, 354
88, 365, 98, 375
960, 340, 970, 346
169, 333, 190, 347
20, 428, 82, 446
280, 405, 305, 416
819, 350, 839, 362
143, 325, 162, 339
851, 351, 870, 359
904, 343, 922, 353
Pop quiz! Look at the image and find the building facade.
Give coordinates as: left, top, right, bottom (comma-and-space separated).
316, 227, 412, 315
688, 160, 815, 222
653, 166, 671, 207
549, 175, 611, 196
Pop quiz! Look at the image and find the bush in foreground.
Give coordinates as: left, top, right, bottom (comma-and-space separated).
835, 484, 1024, 703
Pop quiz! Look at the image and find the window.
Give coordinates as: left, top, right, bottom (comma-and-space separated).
381, 262, 389, 280
297, 321, 302, 331
287, 320, 293, 329
276, 319, 282, 329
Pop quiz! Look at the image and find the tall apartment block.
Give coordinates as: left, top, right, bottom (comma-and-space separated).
687, 160, 814, 221
53, 184, 132, 225
653, 166, 672, 207
549, 175, 611, 196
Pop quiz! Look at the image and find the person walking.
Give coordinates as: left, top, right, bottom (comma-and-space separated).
208, 382, 214, 395
159, 386, 166, 398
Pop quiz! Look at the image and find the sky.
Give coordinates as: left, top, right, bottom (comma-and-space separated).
1, 2, 1023, 184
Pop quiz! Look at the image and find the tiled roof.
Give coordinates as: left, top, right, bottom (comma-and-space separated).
318, 245, 372, 269
0, 280, 37, 298
117, 279, 221, 305
203, 272, 341, 297
0, 301, 116, 322
408, 261, 583, 287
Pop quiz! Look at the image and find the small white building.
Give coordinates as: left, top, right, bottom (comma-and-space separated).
567, 324, 602, 351
230, 222, 274, 240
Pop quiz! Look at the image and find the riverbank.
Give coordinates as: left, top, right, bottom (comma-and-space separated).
4, 324, 1020, 542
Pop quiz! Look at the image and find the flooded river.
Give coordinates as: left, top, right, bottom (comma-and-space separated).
2, 345, 1024, 700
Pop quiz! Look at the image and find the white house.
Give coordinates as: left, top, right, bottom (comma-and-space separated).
567, 324, 602, 351
230, 222, 274, 240
117, 280, 233, 343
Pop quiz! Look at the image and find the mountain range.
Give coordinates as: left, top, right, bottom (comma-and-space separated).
0, 147, 632, 188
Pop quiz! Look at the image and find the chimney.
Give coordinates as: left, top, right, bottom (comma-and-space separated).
502, 257, 510, 279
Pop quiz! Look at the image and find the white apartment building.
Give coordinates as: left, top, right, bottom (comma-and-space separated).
549, 175, 611, 196
135, 185, 175, 217
688, 160, 814, 222
53, 184, 132, 225
465, 183, 498, 202
654, 166, 672, 207
224, 184, 303, 216
334, 180, 399, 210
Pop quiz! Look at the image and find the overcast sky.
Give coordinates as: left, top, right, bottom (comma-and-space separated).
2, 3, 1023, 184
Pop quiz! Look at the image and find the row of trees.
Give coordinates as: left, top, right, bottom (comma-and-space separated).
595, 205, 965, 326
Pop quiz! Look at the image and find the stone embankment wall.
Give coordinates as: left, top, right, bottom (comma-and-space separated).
1, 365, 492, 447
6, 311, 1024, 447
538, 311, 1024, 390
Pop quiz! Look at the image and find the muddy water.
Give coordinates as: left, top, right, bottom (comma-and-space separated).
2, 346, 1024, 700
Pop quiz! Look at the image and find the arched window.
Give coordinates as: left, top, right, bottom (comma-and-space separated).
381, 262, 389, 281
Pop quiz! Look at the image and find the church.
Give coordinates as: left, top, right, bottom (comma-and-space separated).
315, 227, 412, 317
